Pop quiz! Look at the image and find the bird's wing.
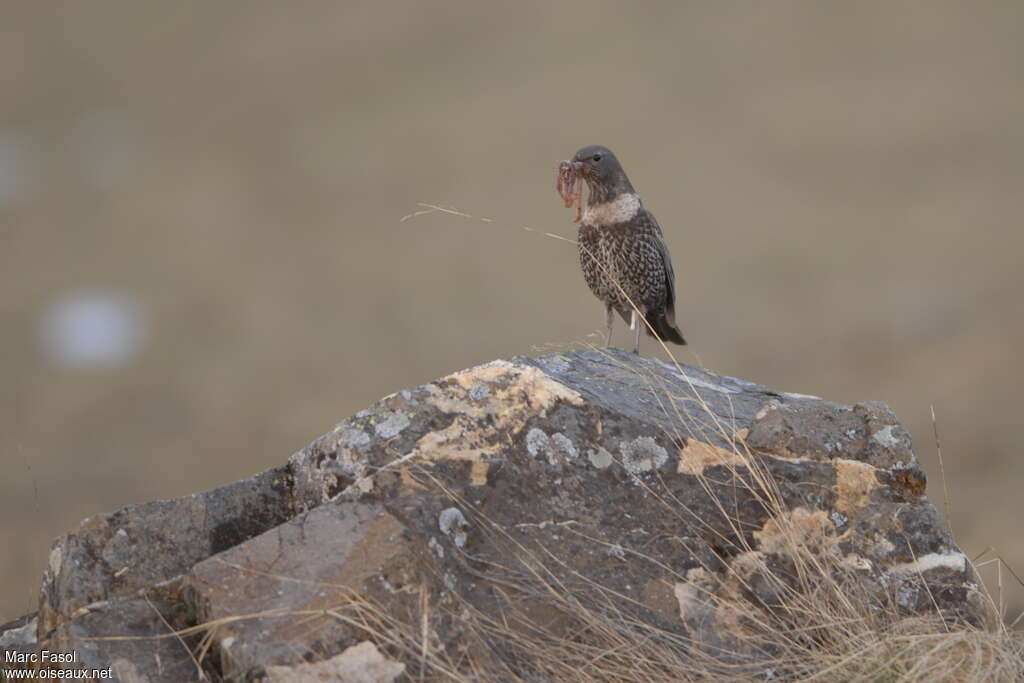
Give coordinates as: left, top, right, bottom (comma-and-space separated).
645, 211, 677, 317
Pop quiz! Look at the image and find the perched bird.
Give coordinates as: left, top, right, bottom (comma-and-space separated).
558, 145, 686, 354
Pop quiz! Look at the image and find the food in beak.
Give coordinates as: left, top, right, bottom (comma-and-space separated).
556, 160, 584, 222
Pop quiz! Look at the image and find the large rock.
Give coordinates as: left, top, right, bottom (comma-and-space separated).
22, 349, 993, 680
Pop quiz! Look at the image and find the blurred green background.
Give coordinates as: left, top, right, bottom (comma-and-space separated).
2, 2, 1021, 624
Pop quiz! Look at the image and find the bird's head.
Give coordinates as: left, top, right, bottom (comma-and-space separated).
571, 145, 633, 202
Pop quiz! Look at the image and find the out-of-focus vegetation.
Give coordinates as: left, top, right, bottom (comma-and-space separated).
2, 2, 1021, 623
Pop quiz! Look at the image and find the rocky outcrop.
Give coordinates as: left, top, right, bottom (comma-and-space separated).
3, 349, 992, 681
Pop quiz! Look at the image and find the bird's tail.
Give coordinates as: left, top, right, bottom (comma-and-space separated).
647, 312, 687, 346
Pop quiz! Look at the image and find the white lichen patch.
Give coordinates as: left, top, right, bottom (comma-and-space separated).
428, 536, 445, 559
337, 427, 371, 448
834, 458, 879, 514
374, 411, 411, 439
549, 433, 578, 464
753, 508, 834, 556
620, 437, 668, 474
889, 551, 966, 575
587, 447, 613, 469
677, 439, 746, 475
872, 425, 901, 449
526, 428, 577, 465
526, 428, 550, 458
48, 545, 63, 577
896, 586, 921, 609
468, 381, 491, 400
438, 507, 468, 548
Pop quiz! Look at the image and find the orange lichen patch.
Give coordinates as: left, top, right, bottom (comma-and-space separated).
754, 508, 835, 556
677, 439, 747, 475
408, 361, 585, 486
889, 466, 927, 501
714, 551, 769, 600
406, 421, 497, 486
834, 458, 880, 514
674, 568, 715, 623
675, 565, 755, 640
469, 460, 490, 486
432, 360, 584, 422
729, 550, 767, 579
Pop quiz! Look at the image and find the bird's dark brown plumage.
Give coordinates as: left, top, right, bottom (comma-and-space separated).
561, 145, 686, 354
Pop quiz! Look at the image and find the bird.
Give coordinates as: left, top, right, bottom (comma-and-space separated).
562, 145, 686, 355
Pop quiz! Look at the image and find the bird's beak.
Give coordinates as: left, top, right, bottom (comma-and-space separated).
572, 160, 587, 176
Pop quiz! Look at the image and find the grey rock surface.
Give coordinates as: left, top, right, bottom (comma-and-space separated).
23, 349, 990, 680
0, 612, 37, 663
47, 591, 199, 681
38, 466, 295, 644
187, 500, 414, 678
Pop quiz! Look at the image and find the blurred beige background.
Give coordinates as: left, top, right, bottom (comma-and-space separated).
2, 2, 1021, 624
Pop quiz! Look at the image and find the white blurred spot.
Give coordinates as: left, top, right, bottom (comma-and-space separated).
40, 292, 146, 369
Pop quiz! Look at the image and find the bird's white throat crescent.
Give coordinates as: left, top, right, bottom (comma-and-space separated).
583, 193, 641, 226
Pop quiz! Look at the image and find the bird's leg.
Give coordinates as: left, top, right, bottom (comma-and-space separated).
631, 310, 641, 355
605, 306, 614, 347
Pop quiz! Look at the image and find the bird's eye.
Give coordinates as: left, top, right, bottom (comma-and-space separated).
592, 154, 602, 162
